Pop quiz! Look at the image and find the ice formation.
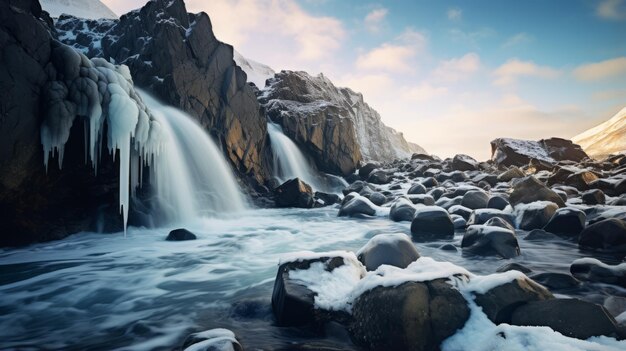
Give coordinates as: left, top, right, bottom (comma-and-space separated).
40, 45, 246, 233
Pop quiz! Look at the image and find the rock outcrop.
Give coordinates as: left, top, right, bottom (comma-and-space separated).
259, 70, 425, 175
573, 107, 626, 159
0, 0, 127, 246
490, 137, 588, 167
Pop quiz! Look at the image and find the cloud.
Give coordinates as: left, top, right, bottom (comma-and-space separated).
502, 32, 533, 48
597, 0, 626, 20
592, 89, 626, 101
433, 53, 481, 82
403, 83, 448, 101
356, 29, 427, 73
447, 8, 462, 21
185, 0, 345, 63
448, 28, 496, 48
493, 59, 561, 85
573, 57, 626, 81
364, 8, 388, 33
336, 73, 395, 97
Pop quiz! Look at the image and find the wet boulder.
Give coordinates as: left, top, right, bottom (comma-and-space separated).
524, 229, 561, 241
487, 195, 509, 210
451, 154, 479, 171
182, 329, 243, 351
408, 183, 427, 195
474, 274, 553, 323
529, 272, 581, 290
350, 280, 470, 351
496, 263, 532, 274
461, 190, 490, 210
543, 207, 586, 237
271, 254, 364, 326
461, 225, 520, 258
342, 180, 373, 196
314, 192, 340, 207
509, 176, 566, 208
511, 299, 620, 340
366, 192, 387, 206
407, 194, 436, 206
166, 228, 197, 241
357, 233, 420, 271
410, 206, 455, 241
448, 205, 473, 221
570, 258, 626, 288
420, 177, 439, 188
275, 178, 314, 208
339, 193, 377, 218
514, 201, 559, 230
389, 198, 417, 222
467, 209, 515, 227
358, 162, 379, 180
368, 170, 391, 185
578, 218, 626, 255
497, 167, 526, 182
484, 217, 515, 231
581, 189, 606, 205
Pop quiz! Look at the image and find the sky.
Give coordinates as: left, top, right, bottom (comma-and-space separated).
101, 0, 626, 160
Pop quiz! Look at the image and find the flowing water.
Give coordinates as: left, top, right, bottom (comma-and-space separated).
139, 92, 247, 222
267, 122, 346, 193
1, 207, 625, 350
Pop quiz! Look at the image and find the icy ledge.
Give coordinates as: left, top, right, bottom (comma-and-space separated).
40, 44, 164, 233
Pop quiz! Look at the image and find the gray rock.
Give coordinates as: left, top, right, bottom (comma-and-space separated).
410, 206, 455, 241
461, 225, 520, 258
543, 207, 586, 237
357, 233, 420, 271
461, 190, 490, 210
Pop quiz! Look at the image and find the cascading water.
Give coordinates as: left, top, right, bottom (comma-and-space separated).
139, 90, 247, 221
40, 47, 246, 233
267, 122, 346, 193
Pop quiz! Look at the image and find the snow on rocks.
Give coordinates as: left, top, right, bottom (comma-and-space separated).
181, 328, 243, 351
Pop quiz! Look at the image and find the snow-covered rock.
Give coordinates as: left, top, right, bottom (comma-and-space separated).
41, 0, 117, 19
490, 137, 588, 167
233, 50, 275, 89
573, 107, 626, 159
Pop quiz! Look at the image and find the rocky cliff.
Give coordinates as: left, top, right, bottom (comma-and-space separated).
573, 107, 626, 159
54, 0, 270, 186
0, 0, 129, 246
258, 70, 425, 176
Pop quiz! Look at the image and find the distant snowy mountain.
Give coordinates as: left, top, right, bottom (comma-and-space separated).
233, 50, 275, 88
572, 107, 626, 158
41, 0, 117, 19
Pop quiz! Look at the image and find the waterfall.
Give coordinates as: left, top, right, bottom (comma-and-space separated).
139, 90, 247, 221
267, 122, 346, 193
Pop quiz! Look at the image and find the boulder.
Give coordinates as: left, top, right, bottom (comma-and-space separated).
271, 254, 362, 326
511, 299, 620, 339
314, 192, 340, 207
509, 176, 566, 208
350, 280, 470, 351
490, 137, 588, 167
484, 217, 515, 231
514, 201, 559, 230
182, 329, 243, 351
467, 209, 515, 227
487, 195, 509, 210
578, 218, 626, 255
473, 275, 553, 323
461, 225, 520, 258
408, 183, 427, 195
166, 228, 197, 241
524, 229, 561, 241
529, 272, 580, 290
358, 163, 379, 180
581, 189, 606, 205
389, 198, 417, 222
338, 194, 377, 217
451, 154, 479, 171
460, 190, 489, 210
367, 170, 390, 185
274, 178, 314, 208
420, 177, 439, 188
406, 194, 436, 206
543, 207, 586, 237
410, 206, 455, 241
497, 167, 525, 182
570, 258, 626, 288
357, 234, 420, 271
496, 263, 532, 274
366, 192, 387, 206
448, 205, 473, 221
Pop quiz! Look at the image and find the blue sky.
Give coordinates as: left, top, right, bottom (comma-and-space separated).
103, 0, 626, 159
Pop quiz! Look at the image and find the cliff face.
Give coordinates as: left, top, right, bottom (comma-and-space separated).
258, 70, 425, 176
55, 0, 270, 186
0, 0, 127, 246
